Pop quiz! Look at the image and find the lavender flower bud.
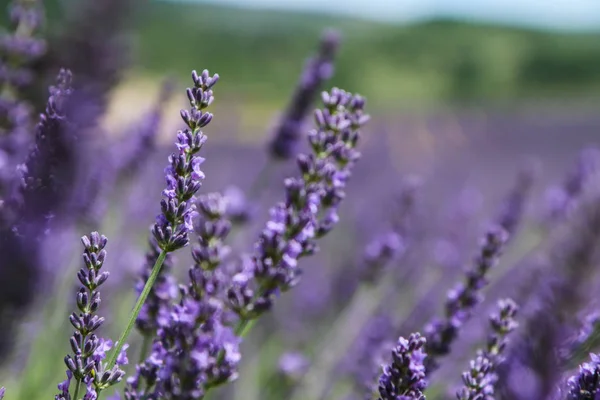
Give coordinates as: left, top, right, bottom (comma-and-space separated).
456, 299, 519, 400
152, 69, 218, 252
425, 225, 509, 372
377, 332, 428, 400
0, 387, 4, 400
56, 232, 126, 399
228, 87, 369, 320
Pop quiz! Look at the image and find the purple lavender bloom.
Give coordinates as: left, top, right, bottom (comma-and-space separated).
269, 29, 341, 159
567, 353, 600, 400
494, 158, 538, 237
456, 299, 519, 400
56, 232, 127, 399
128, 193, 239, 398
152, 69, 218, 252
279, 351, 311, 382
0, 386, 4, 400
377, 332, 428, 400
228, 88, 370, 320
359, 231, 405, 283
424, 225, 509, 372
13, 68, 74, 228
544, 147, 600, 224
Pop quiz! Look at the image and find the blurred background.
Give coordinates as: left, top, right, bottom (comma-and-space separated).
1, 0, 600, 398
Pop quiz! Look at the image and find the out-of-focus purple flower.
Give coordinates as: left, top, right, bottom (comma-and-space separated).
223, 185, 253, 224
424, 225, 508, 372
377, 332, 428, 400
269, 29, 341, 159
494, 158, 538, 237
456, 298, 519, 400
544, 147, 600, 224
567, 353, 600, 400
13, 68, 74, 229
359, 231, 405, 283
279, 351, 311, 382
227, 88, 369, 320
128, 192, 239, 398
56, 232, 126, 399
152, 69, 218, 252
0, 386, 4, 399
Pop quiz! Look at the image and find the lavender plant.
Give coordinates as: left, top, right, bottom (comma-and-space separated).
57, 232, 127, 399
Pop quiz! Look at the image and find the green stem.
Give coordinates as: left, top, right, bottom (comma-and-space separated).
106, 250, 168, 369
73, 380, 82, 400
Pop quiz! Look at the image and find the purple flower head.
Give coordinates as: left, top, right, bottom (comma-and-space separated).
567, 353, 600, 400
456, 298, 519, 400
425, 225, 509, 372
152, 69, 218, 252
279, 351, 310, 381
228, 87, 369, 320
0, 387, 4, 400
269, 29, 341, 159
359, 231, 405, 283
378, 332, 428, 400
56, 232, 126, 399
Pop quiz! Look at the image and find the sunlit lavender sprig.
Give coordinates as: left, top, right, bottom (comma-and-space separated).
456, 299, 519, 400
424, 225, 509, 373
227, 88, 369, 325
56, 232, 127, 400
127, 192, 239, 398
110, 69, 218, 370
567, 353, 600, 399
377, 332, 428, 400
269, 29, 340, 159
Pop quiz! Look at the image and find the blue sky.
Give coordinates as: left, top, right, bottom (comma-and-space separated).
186, 0, 600, 31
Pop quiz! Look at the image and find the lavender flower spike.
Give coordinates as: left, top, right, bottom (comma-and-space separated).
567, 353, 600, 399
108, 69, 218, 369
127, 192, 239, 398
269, 29, 341, 159
424, 225, 509, 372
456, 298, 519, 400
228, 88, 369, 323
378, 332, 428, 400
56, 232, 127, 400
0, 387, 4, 400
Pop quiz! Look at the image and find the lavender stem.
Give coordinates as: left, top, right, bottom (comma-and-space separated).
106, 250, 167, 369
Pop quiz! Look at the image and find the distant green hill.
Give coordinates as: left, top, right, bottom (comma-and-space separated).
12, 0, 600, 108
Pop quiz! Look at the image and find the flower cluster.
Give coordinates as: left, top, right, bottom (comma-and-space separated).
127, 193, 239, 398
456, 298, 519, 400
424, 225, 509, 372
378, 332, 428, 400
152, 69, 218, 252
227, 88, 370, 321
567, 353, 600, 400
56, 232, 127, 400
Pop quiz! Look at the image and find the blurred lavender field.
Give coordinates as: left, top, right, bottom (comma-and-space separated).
1, 0, 600, 399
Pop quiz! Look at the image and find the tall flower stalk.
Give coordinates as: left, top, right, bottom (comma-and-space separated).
108, 69, 218, 370
227, 88, 369, 333
56, 232, 127, 399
